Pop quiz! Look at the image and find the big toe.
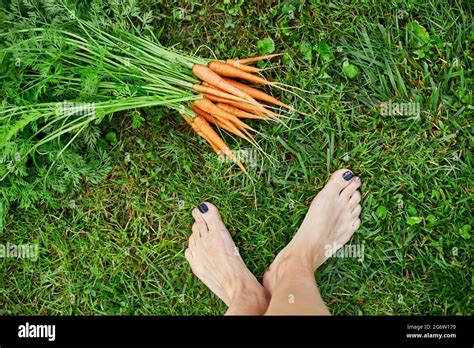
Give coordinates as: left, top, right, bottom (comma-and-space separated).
326, 169, 355, 192
195, 202, 227, 231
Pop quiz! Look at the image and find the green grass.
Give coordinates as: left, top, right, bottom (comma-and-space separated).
0, 0, 472, 315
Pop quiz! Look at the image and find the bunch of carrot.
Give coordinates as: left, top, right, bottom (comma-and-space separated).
1, 6, 302, 176
183, 54, 293, 173
0, 2, 307, 233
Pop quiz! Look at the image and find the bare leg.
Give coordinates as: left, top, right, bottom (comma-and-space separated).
263, 169, 362, 315
185, 202, 269, 315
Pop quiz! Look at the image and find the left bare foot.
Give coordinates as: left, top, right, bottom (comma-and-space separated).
185, 202, 269, 315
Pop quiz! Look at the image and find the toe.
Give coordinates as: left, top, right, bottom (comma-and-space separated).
188, 234, 196, 246
340, 176, 361, 200
352, 204, 362, 218
328, 169, 355, 192
349, 191, 361, 209
185, 248, 193, 260
196, 202, 227, 232
192, 207, 207, 226
352, 218, 361, 231
192, 221, 207, 237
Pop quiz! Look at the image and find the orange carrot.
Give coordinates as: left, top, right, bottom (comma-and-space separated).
181, 112, 195, 127
200, 82, 269, 114
193, 84, 249, 103
198, 108, 259, 151
205, 78, 282, 109
193, 104, 247, 137
226, 59, 261, 73
180, 113, 221, 155
228, 100, 283, 119
203, 135, 222, 155
194, 98, 255, 132
181, 112, 202, 135
216, 103, 267, 120
191, 104, 212, 118
201, 93, 237, 105
193, 105, 243, 134
202, 93, 270, 116
210, 139, 222, 154
200, 112, 252, 143
203, 95, 279, 118
235, 53, 283, 65
193, 116, 247, 173
208, 61, 275, 85
192, 64, 258, 104
223, 78, 291, 109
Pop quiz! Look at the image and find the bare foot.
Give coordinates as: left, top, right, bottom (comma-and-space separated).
263, 169, 362, 294
185, 202, 269, 315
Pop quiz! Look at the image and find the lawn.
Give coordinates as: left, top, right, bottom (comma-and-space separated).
0, 0, 472, 315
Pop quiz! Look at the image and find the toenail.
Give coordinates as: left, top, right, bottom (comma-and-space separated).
198, 203, 209, 213
342, 171, 354, 181
354, 176, 360, 182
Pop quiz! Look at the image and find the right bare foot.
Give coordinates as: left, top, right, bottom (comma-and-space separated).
263, 169, 362, 295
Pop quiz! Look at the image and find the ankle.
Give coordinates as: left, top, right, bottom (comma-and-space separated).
228, 283, 268, 314
271, 249, 315, 282
281, 238, 325, 272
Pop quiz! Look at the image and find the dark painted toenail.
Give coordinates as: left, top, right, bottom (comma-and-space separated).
343, 171, 354, 181
198, 203, 208, 213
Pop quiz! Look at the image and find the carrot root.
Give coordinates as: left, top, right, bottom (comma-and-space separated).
180, 113, 222, 155
208, 61, 275, 86
234, 53, 283, 65
193, 116, 247, 174
192, 64, 257, 104
193, 84, 249, 104
226, 59, 261, 73
194, 98, 256, 132
202, 113, 252, 143
216, 103, 267, 120
223, 78, 292, 110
